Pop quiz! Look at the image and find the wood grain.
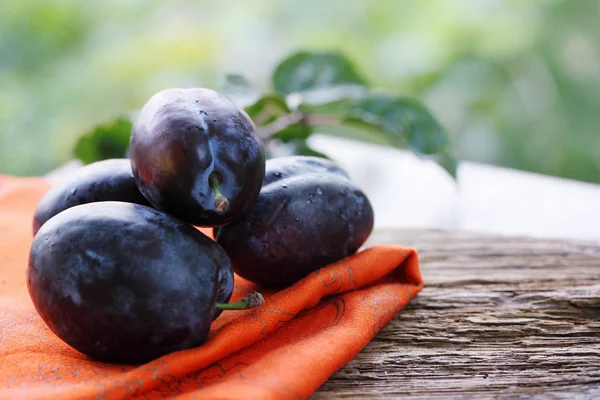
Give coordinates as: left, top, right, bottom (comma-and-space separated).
313, 229, 600, 399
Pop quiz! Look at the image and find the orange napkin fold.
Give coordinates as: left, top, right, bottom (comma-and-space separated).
0, 175, 423, 400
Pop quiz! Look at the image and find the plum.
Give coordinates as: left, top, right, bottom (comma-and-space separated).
214, 156, 374, 288
27, 202, 248, 364
33, 158, 150, 235
129, 88, 265, 227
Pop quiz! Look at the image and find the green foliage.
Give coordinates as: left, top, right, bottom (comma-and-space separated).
74, 118, 132, 164
343, 95, 450, 154
273, 122, 313, 143
73, 50, 457, 178
222, 74, 259, 109
272, 51, 367, 95
244, 94, 290, 125
0, 1, 91, 75
287, 139, 331, 160
223, 73, 252, 90
259, 51, 456, 176
2, 1, 600, 183
295, 85, 368, 114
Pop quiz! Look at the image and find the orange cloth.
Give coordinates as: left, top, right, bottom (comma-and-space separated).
0, 175, 423, 400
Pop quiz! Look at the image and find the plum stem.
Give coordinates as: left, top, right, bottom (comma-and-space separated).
210, 173, 229, 214
215, 292, 265, 310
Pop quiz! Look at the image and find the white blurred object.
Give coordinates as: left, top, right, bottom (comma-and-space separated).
457, 162, 600, 241
307, 135, 461, 230
308, 135, 600, 241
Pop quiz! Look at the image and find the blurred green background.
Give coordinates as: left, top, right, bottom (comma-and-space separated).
1, 0, 599, 183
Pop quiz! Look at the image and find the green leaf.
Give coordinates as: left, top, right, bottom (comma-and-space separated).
74, 117, 132, 164
293, 84, 367, 114
273, 122, 312, 143
224, 73, 252, 90
311, 124, 391, 146
287, 138, 330, 159
272, 51, 367, 95
430, 151, 458, 178
222, 73, 260, 109
343, 94, 450, 153
340, 94, 457, 177
244, 94, 290, 125
254, 111, 313, 144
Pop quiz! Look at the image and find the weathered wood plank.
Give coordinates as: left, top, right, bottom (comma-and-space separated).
313, 229, 600, 399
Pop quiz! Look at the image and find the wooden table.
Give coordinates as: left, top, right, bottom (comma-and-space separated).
313, 229, 600, 399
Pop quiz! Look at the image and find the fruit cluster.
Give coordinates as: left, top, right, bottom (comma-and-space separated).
28, 88, 374, 364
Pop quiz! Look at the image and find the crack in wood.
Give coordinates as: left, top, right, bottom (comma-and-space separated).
312, 229, 600, 399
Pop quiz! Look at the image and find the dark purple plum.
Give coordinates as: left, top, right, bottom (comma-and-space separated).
214, 156, 374, 288
130, 88, 265, 227
33, 158, 150, 235
27, 201, 236, 364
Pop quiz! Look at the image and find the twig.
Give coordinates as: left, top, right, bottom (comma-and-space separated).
256, 113, 340, 141
256, 112, 305, 140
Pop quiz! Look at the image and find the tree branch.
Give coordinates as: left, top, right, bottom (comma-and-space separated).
256, 113, 340, 141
